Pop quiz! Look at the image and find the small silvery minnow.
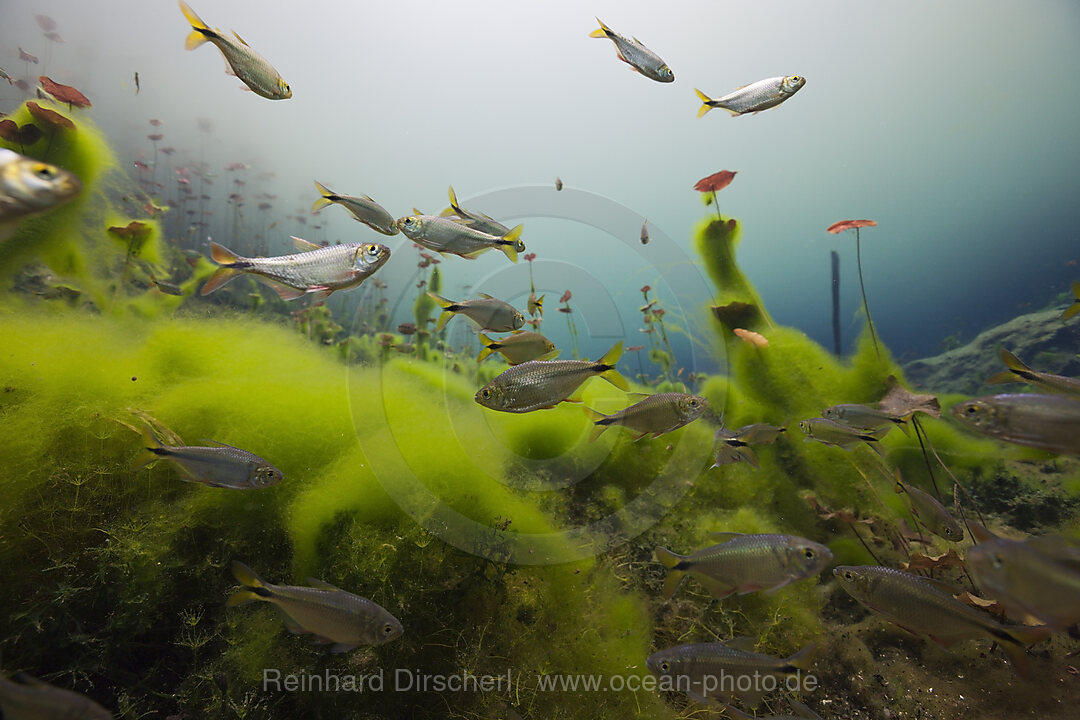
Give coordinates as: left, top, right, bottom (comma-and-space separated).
966, 533, 1080, 630
640, 218, 649, 245
0, 671, 112, 720
950, 393, 1080, 455
0, 148, 81, 237
440, 186, 511, 238
695, 76, 805, 117
589, 18, 673, 83
895, 476, 964, 542
527, 292, 544, 318
476, 342, 627, 413
583, 392, 705, 441
798, 417, 887, 450
428, 292, 524, 333
656, 533, 832, 600
477, 331, 557, 365
833, 565, 1050, 676
647, 641, 815, 706
986, 348, 1080, 396
396, 213, 524, 263
227, 561, 402, 652
822, 403, 909, 434
554, 177, 563, 191
133, 424, 282, 489
311, 180, 398, 236
178, 1, 291, 100
201, 236, 390, 303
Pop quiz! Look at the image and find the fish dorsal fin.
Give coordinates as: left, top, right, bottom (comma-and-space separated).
232, 31, 250, 46
919, 575, 965, 597
478, 292, 494, 300
412, 207, 425, 216
708, 531, 744, 542
292, 236, 321, 252
438, 207, 456, 217
306, 577, 345, 592
723, 635, 757, 652
627, 392, 650, 401
199, 438, 244, 451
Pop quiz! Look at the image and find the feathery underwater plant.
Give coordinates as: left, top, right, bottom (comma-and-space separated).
827, 219, 880, 361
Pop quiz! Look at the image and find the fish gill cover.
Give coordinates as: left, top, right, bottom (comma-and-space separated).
0, 4, 1078, 720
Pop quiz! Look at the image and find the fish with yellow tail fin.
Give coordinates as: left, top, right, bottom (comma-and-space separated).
695, 76, 805, 118
440, 186, 512, 238
1063, 280, 1080, 320
311, 180, 398, 235
583, 392, 706, 441
477, 331, 557, 364
227, 561, 402, 653
132, 423, 282, 489
987, 347, 1080, 396
527, 291, 544, 318
833, 565, 1051, 677
201, 237, 389, 302
428, 293, 524, 333
475, 342, 627, 413
397, 213, 524, 263
0, 671, 112, 720
589, 18, 673, 83
178, 1, 291, 99
655, 533, 831, 601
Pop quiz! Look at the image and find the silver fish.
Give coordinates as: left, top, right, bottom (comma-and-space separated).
589, 18, 673, 83
0, 672, 112, 720
0, 148, 81, 236
656, 533, 832, 600
0, 67, 12, 85
966, 534, 1080, 630
895, 477, 963, 542
477, 331, 557, 365
179, 1, 291, 100
986, 348, 1080, 396
311, 180, 398, 235
201, 236, 390, 302
833, 566, 1050, 675
429, 293, 524, 333
228, 561, 402, 652
646, 642, 815, 705
396, 213, 523, 263
555, 177, 563, 191
133, 424, 282, 489
822, 403, 909, 432
640, 218, 649, 245
696, 76, 805, 117
950, 393, 1080, 455
798, 417, 887, 449
440, 186, 511, 237
583, 392, 705, 441
476, 342, 627, 413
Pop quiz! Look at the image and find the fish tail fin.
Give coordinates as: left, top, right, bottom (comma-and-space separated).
179, 1, 213, 50
200, 267, 240, 296
499, 225, 523, 263
428, 293, 456, 331
695, 88, 714, 118
1062, 303, 1080, 321
227, 561, 272, 605
785, 643, 818, 672
582, 406, 609, 442
536, 294, 544, 316
893, 417, 911, 436
1000, 625, 1051, 678
1072, 279, 1080, 300
131, 423, 167, 471
209, 241, 241, 265
589, 18, 612, 39
595, 341, 628, 390
477, 333, 495, 362
447, 185, 462, 214
311, 181, 334, 212
654, 547, 686, 600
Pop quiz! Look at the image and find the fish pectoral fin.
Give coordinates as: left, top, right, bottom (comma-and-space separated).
478, 292, 494, 299
460, 249, 488, 259
253, 276, 307, 300
292, 235, 321, 252
306, 577, 346, 592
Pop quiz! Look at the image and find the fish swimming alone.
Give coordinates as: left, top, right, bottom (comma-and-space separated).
640, 218, 649, 245
311, 180, 398, 236
132, 423, 282, 489
695, 76, 806, 117
475, 342, 627, 413
986, 348, 1080, 396
583, 392, 706, 441
895, 476, 964, 542
965, 533, 1080, 630
227, 561, 403, 652
833, 565, 1050, 675
178, 1, 291, 100
950, 393, 1080, 455
429, 293, 524, 333
0, 671, 112, 720
477, 331, 558, 365
201, 236, 390, 303
396, 213, 524, 263
646, 641, 816, 705
0, 148, 81, 239
589, 18, 674, 83
655, 533, 832, 600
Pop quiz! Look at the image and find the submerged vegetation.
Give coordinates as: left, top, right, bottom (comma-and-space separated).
1, 99, 1078, 720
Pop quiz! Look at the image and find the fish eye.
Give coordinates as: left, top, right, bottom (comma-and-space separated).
804, 548, 815, 559
481, 389, 491, 398
382, 623, 395, 635
366, 244, 379, 255
991, 552, 1004, 569
843, 571, 853, 580
33, 164, 56, 180
659, 661, 670, 673
964, 405, 978, 414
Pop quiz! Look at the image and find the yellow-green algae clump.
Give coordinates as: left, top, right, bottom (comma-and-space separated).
0, 120, 1077, 718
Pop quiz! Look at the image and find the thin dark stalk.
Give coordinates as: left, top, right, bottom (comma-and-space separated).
855, 227, 881, 361
712, 190, 720, 220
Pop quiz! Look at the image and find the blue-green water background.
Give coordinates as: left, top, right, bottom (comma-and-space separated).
3, 0, 1078, 362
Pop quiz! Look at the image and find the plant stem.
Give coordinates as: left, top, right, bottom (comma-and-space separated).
855, 228, 881, 361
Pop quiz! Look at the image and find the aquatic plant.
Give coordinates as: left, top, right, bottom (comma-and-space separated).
827, 218, 880, 361
694, 169, 737, 220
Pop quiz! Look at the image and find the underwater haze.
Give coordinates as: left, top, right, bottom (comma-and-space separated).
2, 1, 1080, 719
